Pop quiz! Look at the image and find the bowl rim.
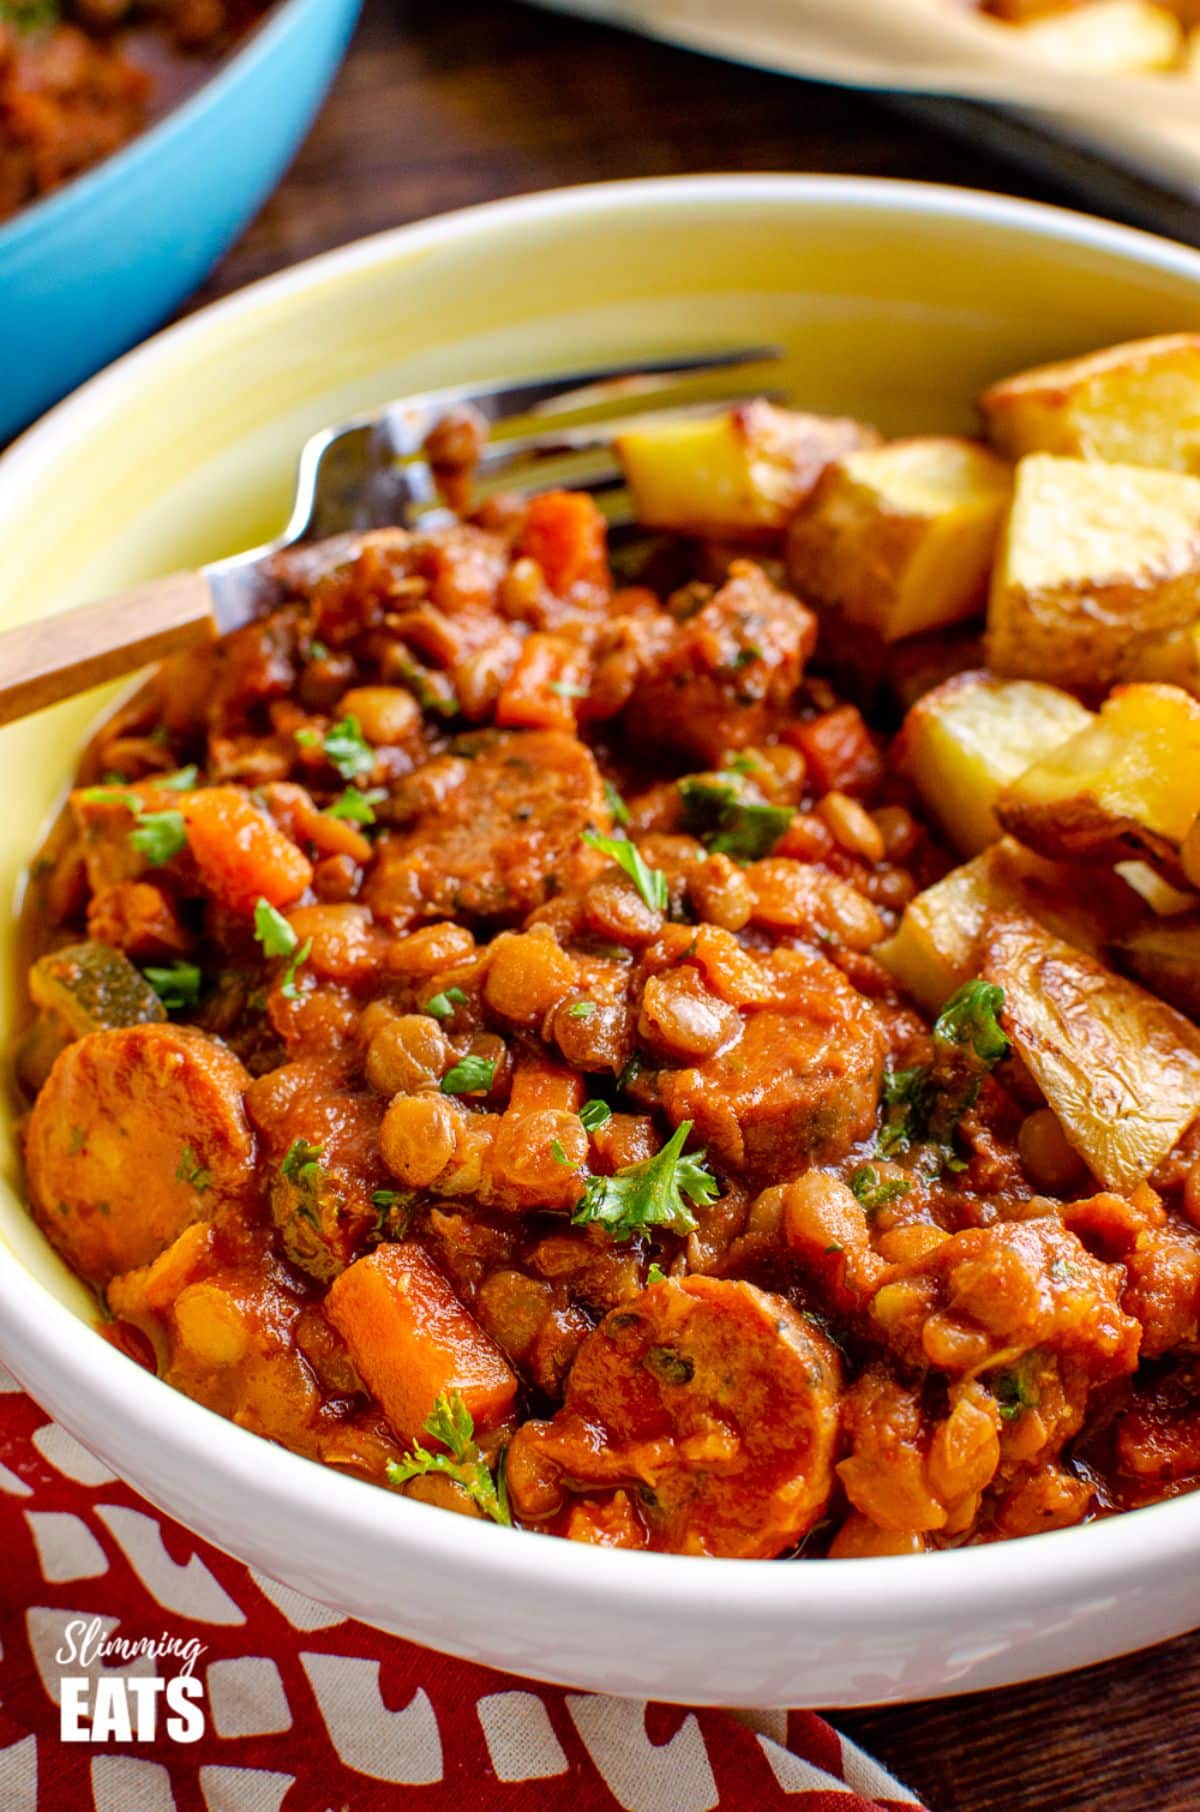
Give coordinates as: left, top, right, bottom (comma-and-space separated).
6, 170, 1200, 1630
0, 0, 343, 255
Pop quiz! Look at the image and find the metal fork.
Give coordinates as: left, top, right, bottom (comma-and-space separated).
0, 347, 779, 728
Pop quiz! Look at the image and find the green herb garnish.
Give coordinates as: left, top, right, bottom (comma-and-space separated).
424, 986, 467, 1021
129, 809, 187, 867
678, 776, 793, 862
849, 1163, 911, 1213
580, 1098, 612, 1133
143, 961, 203, 1012
646, 1261, 667, 1286
253, 898, 311, 999
175, 1146, 212, 1193
441, 1055, 497, 1096
156, 766, 198, 792
254, 898, 297, 957
386, 1391, 511, 1527
603, 779, 630, 826
993, 1361, 1040, 1423
567, 1000, 596, 1020
280, 1139, 325, 1196
582, 831, 667, 913
1, 2, 59, 34
298, 714, 374, 781
876, 980, 1010, 1169
572, 1119, 717, 1241
327, 785, 385, 825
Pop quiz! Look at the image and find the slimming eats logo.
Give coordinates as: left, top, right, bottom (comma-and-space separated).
56, 1618, 207, 1743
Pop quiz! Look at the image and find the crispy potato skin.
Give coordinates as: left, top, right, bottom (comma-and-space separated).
786, 437, 1011, 644
505, 1277, 841, 1557
982, 911, 1200, 1190
995, 682, 1200, 884
986, 455, 1200, 693
894, 670, 1093, 857
875, 837, 1142, 1015
982, 333, 1200, 473
24, 1025, 255, 1287
616, 401, 880, 539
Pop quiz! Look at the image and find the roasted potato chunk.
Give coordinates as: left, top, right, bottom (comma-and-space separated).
895, 671, 1093, 856
996, 683, 1200, 884
615, 402, 879, 539
1011, 0, 1183, 70
987, 456, 1200, 692
982, 334, 1200, 474
982, 911, 1200, 1190
1116, 913, 1200, 1020
875, 838, 1141, 1015
785, 438, 1011, 644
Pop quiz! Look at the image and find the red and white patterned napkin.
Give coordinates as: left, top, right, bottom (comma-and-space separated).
0, 1367, 926, 1811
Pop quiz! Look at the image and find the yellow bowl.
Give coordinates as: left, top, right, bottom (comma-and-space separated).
5, 177, 1200, 1707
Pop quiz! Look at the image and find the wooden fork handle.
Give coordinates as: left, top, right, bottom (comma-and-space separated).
0, 571, 218, 729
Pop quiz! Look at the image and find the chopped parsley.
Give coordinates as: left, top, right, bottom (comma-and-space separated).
129, 808, 187, 867
424, 986, 467, 1021
327, 785, 385, 825
280, 940, 313, 1001
156, 765, 199, 791
253, 898, 296, 958
603, 779, 630, 826
567, 1000, 596, 1019
175, 1146, 212, 1193
143, 961, 203, 1012
309, 640, 329, 662
549, 679, 588, 699
371, 1188, 400, 1208
572, 1119, 718, 1241
993, 1360, 1040, 1423
394, 657, 459, 720
386, 1391, 511, 1527
253, 898, 310, 999
298, 714, 374, 781
280, 1140, 325, 1222
876, 980, 1010, 1170
579, 1098, 612, 1133
849, 1163, 911, 1213
582, 831, 668, 913
550, 1139, 572, 1167
1, 2, 59, 33
678, 776, 793, 862
935, 979, 1010, 1069
646, 1261, 667, 1287
441, 1054, 497, 1096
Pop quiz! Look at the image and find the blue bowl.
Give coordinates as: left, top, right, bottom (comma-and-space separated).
0, 0, 362, 441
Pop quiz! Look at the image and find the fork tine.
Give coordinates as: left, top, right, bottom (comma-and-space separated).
374, 346, 782, 456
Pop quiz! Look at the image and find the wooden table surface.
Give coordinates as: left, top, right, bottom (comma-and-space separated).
190, 5, 1200, 1809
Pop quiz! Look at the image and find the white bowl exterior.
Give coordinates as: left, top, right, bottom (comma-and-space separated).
4, 177, 1200, 1707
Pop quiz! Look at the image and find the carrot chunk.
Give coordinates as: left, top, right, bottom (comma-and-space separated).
326, 1242, 517, 1441
181, 788, 313, 915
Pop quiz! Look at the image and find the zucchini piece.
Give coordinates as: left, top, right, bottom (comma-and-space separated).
30, 942, 166, 1038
